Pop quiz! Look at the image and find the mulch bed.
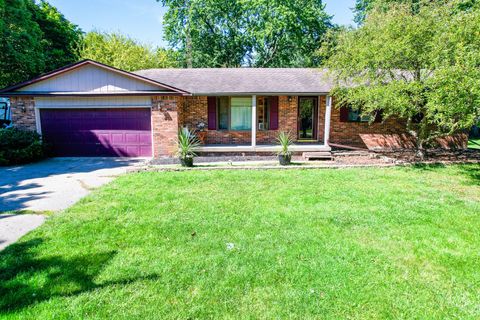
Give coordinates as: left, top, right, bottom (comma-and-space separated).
149, 152, 390, 166
144, 149, 479, 171
375, 149, 480, 164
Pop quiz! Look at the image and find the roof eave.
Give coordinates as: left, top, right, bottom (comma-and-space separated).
1, 91, 190, 97
190, 92, 331, 96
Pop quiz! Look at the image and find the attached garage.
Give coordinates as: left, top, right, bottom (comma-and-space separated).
0, 60, 189, 158
40, 108, 152, 157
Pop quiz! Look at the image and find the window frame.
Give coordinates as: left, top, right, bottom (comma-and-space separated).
216, 96, 271, 131
347, 106, 371, 123
257, 96, 270, 131
217, 96, 230, 130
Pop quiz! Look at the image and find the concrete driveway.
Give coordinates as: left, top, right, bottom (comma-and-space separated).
0, 158, 145, 213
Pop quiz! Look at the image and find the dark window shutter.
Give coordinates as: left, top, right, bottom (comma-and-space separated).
207, 97, 217, 130
269, 96, 279, 130
340, 106, 349, 122
374, 110, 383, 123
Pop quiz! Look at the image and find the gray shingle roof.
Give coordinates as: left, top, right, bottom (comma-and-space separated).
133, 68, 333, 95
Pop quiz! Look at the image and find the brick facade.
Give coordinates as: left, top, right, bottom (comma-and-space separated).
329, 102, 408, 148
151, 96, 180, 157
179, 95, 299, 145
9, 97, 36, 131
176, 95, 411, 149
7, 94, 465, 158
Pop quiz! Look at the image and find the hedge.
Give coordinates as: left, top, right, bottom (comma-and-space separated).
0, 128, 48, 166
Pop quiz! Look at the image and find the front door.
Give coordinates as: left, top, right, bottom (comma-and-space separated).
298, 97, 318, 141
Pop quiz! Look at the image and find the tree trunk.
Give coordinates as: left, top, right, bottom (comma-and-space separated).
406, 115, 426, 161
415, 138, 425, 160
415, 117, 431, 161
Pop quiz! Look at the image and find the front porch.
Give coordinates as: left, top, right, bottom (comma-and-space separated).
184, 94, 334, 154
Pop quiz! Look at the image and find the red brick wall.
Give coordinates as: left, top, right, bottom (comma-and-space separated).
9, 97, 36, 131
151, 96, 180, 157
178, 95, 462, 150
179, 95, 299, 145
329, 99, 408, 148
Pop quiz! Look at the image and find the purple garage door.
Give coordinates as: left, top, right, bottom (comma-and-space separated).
40, 108, 152, 157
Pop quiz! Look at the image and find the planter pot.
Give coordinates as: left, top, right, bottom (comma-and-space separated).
278, 154, 292, 166
180, 157, 194, 167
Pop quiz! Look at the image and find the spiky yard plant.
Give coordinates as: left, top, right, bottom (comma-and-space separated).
276, 131, 294, 165
176, 129, 200, 167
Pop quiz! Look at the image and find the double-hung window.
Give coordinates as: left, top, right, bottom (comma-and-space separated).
218, 97, 229, 130
216, 97, 252, 131
257, 97, 270, 130
230, 97, 252, 130
210, 96, 277, 131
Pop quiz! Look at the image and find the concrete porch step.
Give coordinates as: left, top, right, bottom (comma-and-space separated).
302, 151, 333, 161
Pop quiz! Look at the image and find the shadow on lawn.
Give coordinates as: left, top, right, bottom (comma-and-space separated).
410, 163, 480, 186
0, 238, 159, 313
458, 164, 480, 186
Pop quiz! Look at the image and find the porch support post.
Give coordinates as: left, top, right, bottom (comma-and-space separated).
324, 95, 332, 146
251, 95, 257, 147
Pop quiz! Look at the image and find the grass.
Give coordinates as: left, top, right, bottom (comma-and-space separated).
468, 137, 480, 150
1, 165, 479, 319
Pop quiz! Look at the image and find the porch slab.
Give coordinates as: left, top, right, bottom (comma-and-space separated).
195, 144, 332, 153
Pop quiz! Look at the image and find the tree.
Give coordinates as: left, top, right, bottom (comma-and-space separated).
26, 0, 83, 70
0, 0, 81, 88
326, 1, 480, 157
353, 0, 478, 24
158, 0, 332, 67
0, 0, 44, 87
78, 31, 179, 71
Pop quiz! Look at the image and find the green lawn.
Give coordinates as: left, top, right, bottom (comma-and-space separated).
468, 137, 480, 150
1, 165, 480, 319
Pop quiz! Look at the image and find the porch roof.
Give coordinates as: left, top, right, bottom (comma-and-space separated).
134, 68, 334, 96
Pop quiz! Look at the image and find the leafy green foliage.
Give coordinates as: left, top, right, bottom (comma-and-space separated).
27, 0, 83, 70
0, 166, 479, 317
276, 131, 294, 156
158, 0, 332, 67
0, 0, 44, 88
0, 0, 82, 88
326, 1, 480, 154
353, 0, 478, 24
0, 128, 48, 165
78, 31, 179, 71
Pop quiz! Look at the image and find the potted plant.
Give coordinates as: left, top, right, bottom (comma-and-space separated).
177, 128, 200, 167
277, 131, 293, 165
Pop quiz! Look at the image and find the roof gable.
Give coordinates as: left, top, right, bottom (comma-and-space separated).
0, 60, 189, 96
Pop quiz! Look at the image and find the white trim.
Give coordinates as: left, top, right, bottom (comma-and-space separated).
192, 92, 330, 96
251, 95, 257, 147
34, 107, 42, 135
324, 95, 332, 147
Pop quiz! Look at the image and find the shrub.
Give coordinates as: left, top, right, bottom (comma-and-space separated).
176, 129, 200, 167
0, 128, 48, 166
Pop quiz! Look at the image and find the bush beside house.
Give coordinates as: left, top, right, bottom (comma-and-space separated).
0, 128, 48, 166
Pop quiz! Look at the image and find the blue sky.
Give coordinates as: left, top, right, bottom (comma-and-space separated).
48, 0, 356, 47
